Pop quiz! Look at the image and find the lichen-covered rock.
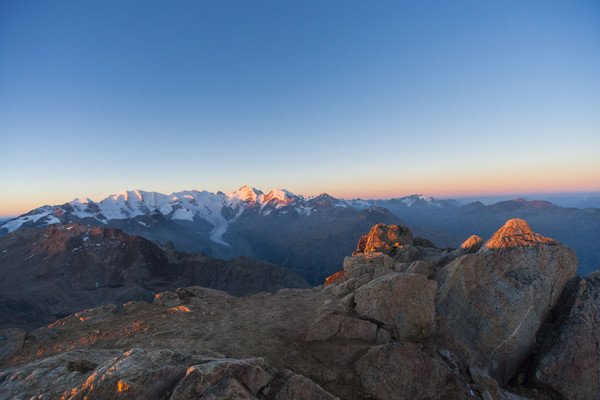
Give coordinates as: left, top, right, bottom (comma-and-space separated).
435, 219, 577, 384
276, 374, 339, 400
343, 253, 396, 278
63, 348, 207, 399
355, 343, 468, 400
170, 358, 271, 399
305, 312, 378, 342
399, 260, 434, 277
176, 286, 233, 299
0, 327, 26, 361
0, 349, 122, 400
153, 291, 181, 306
353, 224, 413, 256
534, 271, 600, 399
354, 272, 437, 341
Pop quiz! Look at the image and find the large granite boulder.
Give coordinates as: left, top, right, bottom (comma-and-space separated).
170, 358, 272, 399
305, 312, 378, 342
534, 271, 600, 399
355, 343, 468, 400
435, 219, 578, 383
354, 272, 437, 341
353, 223, 413, 256
0, 349, 122, 399
64, 348, 206, 399
276, 374, 339, 400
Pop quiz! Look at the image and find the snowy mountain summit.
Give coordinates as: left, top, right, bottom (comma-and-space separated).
0, 186, 452, 251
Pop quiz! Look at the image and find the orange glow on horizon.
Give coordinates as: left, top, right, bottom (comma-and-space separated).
1, 168, 598, 218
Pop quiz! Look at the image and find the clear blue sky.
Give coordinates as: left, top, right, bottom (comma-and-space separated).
1, 0, 599, 216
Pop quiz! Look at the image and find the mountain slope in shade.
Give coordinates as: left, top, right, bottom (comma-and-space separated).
0, 223, 310, 330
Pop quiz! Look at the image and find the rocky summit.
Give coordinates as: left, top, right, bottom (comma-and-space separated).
1, 218, 597, 399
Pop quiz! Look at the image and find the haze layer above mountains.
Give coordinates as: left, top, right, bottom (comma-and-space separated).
1, 186, 598, 283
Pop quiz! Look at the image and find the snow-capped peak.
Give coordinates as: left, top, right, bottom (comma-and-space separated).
263, 189, 296, 203
72, 197, 92, 204
227, 186, 263, 203
110, 190, 143, 202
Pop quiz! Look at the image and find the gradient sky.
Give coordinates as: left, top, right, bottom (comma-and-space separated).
1, 0, 599, 217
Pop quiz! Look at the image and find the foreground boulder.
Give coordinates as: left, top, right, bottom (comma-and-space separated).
170, 358, 271, 399
534, 271, 600, 399
354, 272, 436, 341
63, 348, 204, 399
276, 374, 340, 400
355, 343, 468, 400
353, 223, 413, 256
435, 218, 578, 383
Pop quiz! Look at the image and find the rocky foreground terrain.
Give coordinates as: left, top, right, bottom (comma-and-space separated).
1, 219, 598, 399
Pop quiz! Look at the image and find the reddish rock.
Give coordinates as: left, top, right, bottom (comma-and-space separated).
483, 218, 557, 249
324, 270, 345, 285
354, 273, 437, 341
353, 224, 413, 256
461, 235, 484, 249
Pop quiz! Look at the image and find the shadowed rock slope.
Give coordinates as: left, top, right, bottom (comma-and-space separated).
1, 219, 596, 399
0, 223, 309, 331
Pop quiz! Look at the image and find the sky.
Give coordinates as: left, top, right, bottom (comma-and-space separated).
1, 0, 599, 217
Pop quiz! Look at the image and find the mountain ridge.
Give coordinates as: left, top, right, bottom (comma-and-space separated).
2, 186, 598, 279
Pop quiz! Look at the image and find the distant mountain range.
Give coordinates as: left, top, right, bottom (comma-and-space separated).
1, 186, 598, 281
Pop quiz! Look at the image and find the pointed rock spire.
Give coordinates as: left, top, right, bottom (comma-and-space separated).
460, 235, 484, 250
484, 218, 557, 249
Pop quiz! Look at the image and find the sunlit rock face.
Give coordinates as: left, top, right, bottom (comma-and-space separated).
353, 223, 413, 256
482, 218, 558, 249
435, 218, 577, 384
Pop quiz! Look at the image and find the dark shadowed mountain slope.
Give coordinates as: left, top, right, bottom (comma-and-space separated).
226, 206, 405, 284
0, 223, 309, 330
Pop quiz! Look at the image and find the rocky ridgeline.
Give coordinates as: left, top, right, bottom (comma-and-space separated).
1, 219, 598, 399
